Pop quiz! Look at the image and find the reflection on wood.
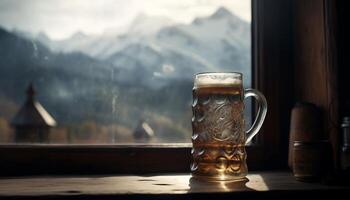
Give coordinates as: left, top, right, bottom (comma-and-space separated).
0, 172, 348, 197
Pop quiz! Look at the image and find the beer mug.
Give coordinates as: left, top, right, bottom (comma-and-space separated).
191, 72, 267, 181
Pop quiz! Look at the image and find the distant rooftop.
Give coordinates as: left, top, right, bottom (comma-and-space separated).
11, 83, 56, 127
133, 120, 154, 140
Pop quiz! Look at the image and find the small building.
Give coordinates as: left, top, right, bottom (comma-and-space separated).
133, 120, 154, 142
11, 84, 56, 143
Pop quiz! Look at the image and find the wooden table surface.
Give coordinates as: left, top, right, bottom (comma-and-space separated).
0, 172, 349, 199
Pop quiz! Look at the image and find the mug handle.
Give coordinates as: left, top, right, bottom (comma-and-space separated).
244, 89, 268, 145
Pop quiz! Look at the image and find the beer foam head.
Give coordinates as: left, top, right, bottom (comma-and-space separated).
194, 72, 242, 88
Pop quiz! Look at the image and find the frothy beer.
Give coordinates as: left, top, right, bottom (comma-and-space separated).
191, 73, 247, 181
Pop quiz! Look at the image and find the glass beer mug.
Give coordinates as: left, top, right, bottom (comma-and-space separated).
191, 72, 267, 181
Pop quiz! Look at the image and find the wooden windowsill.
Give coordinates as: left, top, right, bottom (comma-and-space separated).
0, 144, 267, 175
0, 172, 349, 199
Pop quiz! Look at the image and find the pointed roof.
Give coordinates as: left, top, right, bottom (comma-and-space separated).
11, 83, 56, 127
133, 120, 154, 140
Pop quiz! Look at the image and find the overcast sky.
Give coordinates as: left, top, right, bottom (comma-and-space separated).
0, 0, 251, 40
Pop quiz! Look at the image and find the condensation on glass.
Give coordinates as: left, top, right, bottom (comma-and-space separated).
0, 1, 251, 144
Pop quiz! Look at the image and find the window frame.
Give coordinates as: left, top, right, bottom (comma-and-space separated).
0, 0, 295, 175
251, 0, 294, 169
0, 144, 267, 176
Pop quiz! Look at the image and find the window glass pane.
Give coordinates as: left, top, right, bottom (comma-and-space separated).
0, 0, 251, 144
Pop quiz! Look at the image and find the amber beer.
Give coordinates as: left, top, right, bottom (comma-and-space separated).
191, 73, 267, 181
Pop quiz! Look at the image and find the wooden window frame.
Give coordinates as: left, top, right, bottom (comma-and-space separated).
0, 0, 295, 176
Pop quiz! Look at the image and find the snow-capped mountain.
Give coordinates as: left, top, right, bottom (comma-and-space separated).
36, 7, 250, 84
36, 14, 174, 57
154, 6, 250, 72
108, 7, 250, 83
127, 13, 174, 36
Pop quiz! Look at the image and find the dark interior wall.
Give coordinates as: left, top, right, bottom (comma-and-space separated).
337, 1, 350, 119
294, 0, 328, 107
253, 0, 294, 168
255, 0, 344, 170
293, 0, 339, 167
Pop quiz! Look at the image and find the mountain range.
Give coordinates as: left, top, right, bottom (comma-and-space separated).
35, 7, 251, 84
0, 7, 251, 142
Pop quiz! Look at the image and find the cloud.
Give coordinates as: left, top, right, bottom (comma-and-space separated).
0, 0, 250, 40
